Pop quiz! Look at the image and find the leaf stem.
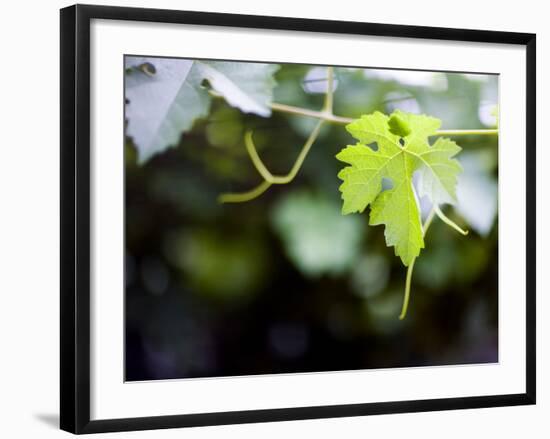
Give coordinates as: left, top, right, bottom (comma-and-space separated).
399, 208, 436, 320
434, 205, 469, 236
400, 260, 417, 321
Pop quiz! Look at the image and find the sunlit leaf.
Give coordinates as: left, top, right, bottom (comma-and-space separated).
336, 111, 463, 266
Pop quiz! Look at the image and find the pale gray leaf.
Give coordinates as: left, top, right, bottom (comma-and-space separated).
302, 67, 338, 94
455, 152, 497, 236
198, 61, 279, 117
125, 57, 210, 163
125, 58, 280, 163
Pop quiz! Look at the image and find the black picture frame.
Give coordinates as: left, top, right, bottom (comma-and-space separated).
60, 4, 536, 434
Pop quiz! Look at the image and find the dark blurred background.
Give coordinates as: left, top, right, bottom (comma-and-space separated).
125, 64, 498, 381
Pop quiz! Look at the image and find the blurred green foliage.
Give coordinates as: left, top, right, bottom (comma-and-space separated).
271, 190, 365, 277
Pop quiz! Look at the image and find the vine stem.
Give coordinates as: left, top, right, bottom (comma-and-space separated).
210, 87, 498, 137
247, 120, 324, 185
218, 180, 272, 203
218, 119, 324, 203
323, 66, 334, 114
271, 103, 498, 136
434, 129, 498, 137
270, 102, 354, 125
219, 68, 335, 204
399, 208, 436, 320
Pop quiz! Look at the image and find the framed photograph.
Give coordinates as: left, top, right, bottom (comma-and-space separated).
60, 4, 536, 434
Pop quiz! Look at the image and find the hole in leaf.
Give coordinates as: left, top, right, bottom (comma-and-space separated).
366, 142, 379, 152
200, 78, 213, 90
381, 177, 394, 192
138, 62, 156, 76
399, 138, 405, 147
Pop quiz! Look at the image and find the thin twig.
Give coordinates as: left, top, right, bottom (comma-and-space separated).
432, 129, 498, 137
269, 102, 353, 125
218, 181, 272, 203
219, 120, 324, 202
324, 67, 334, 114
434, 205, 469, 235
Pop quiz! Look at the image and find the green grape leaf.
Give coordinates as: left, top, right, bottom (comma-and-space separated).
336, 110, 463, 266
125, 57, 279, 163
